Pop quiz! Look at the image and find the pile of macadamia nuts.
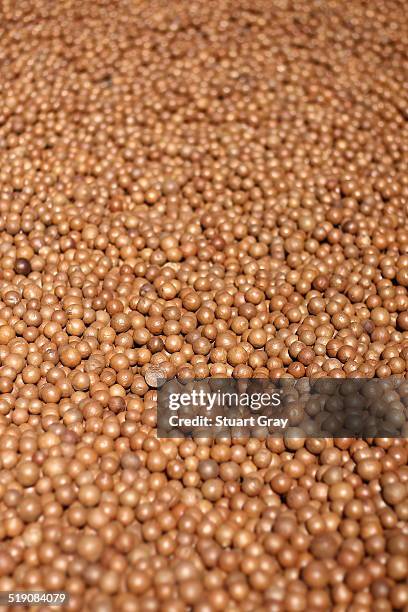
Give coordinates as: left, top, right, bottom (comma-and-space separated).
0, 0, 407, 610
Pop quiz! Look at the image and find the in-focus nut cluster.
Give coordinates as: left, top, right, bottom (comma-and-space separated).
0, 0, 407, 611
